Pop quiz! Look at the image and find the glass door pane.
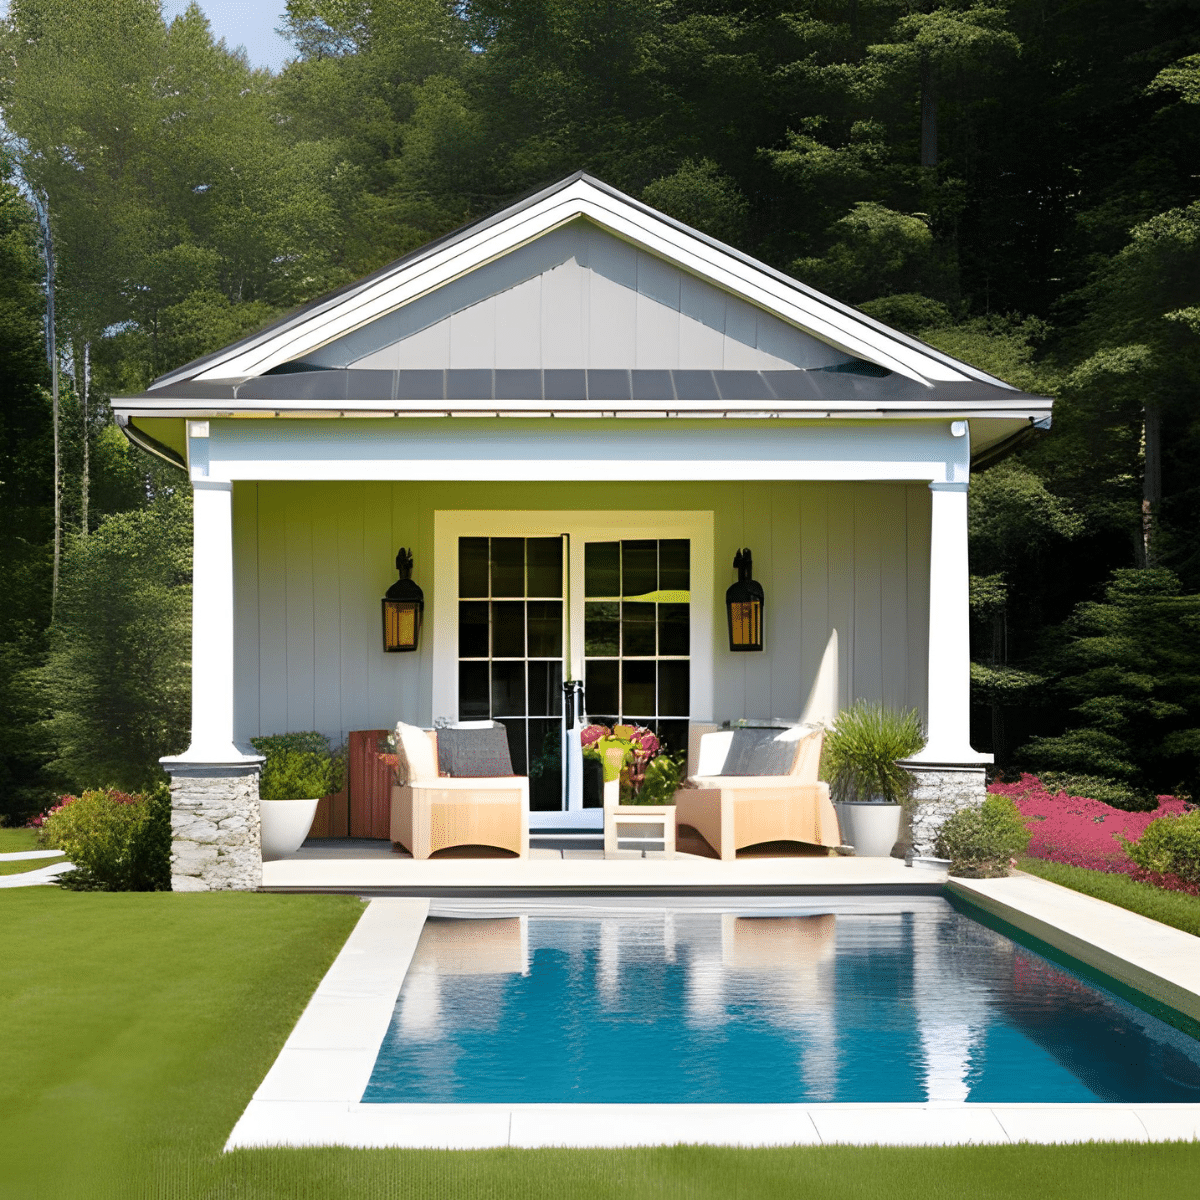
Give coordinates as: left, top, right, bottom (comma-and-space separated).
583, 539, 691, 759
458, 537, 564, 809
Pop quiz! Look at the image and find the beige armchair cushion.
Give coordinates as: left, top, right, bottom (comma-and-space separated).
394, 721, 439, 784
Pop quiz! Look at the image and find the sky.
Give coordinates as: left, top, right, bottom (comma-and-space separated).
0, 3, 295, 72
161, 1, 293, 73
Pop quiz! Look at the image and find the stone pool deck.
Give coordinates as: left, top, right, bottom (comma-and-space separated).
226, 880, 1200, 1150
260, 839, 943, 893
950, 871, 1200, 1024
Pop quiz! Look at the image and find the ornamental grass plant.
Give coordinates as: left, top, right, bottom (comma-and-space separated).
822, 702, 926, 804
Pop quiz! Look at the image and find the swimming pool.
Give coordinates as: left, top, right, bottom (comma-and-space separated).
363, 897, 1200, 1105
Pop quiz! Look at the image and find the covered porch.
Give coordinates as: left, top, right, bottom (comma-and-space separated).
108, 173, 1051, 889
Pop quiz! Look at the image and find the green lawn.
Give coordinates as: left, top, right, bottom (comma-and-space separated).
0, 853, 66, 876
0, 827, 40, 853
2, 889, 1198, 1200
1018, 857, 1200, 938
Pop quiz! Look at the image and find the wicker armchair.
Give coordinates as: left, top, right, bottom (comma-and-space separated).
675, 725, 841, 860
390, 722, 529, 860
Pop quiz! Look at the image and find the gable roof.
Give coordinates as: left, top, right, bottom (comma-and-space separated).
113, 172, 1051, 465
146, 173, 1014, 391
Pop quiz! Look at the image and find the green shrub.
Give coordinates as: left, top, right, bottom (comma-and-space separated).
40, 785, 170, 891
1119, 810, 1200, 883
252, 732, 342, 800
822, 702, 927, 804
631, 752, 685, 806
936, 794, 1031, 877
1038, 772, 1158, 812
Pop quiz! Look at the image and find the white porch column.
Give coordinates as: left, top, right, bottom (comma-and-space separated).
161, 473, 263, 891
163, 479, 256, 765
914, 478, 990, 766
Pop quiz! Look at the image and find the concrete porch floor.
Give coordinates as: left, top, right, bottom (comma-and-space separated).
260, 836, 946, 893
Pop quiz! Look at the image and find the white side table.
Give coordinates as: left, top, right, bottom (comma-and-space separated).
602, 780, 676, 858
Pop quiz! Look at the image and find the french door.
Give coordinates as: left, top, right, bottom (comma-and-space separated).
435, 511, 714, 820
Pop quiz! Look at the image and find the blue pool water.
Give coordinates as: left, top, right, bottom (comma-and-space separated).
362, 898, 1200, 1104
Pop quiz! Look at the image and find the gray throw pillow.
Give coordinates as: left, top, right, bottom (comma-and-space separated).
437, 725, 515, 777
721, 728, 797, 777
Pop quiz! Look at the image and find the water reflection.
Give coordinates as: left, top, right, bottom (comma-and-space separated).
365, 902, 1200, 1104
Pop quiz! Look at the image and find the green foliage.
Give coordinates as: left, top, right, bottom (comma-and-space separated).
1037, 772, 1156, 814
1020, 569, 1200, 801
936, 794, 1030, 877
252, 732, 340, 800
968, 460, 1083, 571
630, 752, 685, 806
1119, 810, 1200, 884
40, 491, 192, 793
822, 702, 926, 805
793, 203, 956, 306
641, 158, 749, 245
857, 292, 954, 334
39, 784, 170, 891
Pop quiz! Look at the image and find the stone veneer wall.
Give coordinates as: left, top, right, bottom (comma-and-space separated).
168, 764, 263, 891
905, 764, 988, 857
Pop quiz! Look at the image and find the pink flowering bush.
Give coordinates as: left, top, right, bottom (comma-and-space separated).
989, 773, 1196, 895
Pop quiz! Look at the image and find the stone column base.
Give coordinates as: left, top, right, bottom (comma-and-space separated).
904, 764, 988, 857
167, 763, 263, 891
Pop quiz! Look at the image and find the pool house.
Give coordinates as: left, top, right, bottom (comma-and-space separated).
111, 173, 1052, 891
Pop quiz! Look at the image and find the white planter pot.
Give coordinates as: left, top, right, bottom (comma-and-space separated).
259, 797, 320, 861
833, 801, 903, 858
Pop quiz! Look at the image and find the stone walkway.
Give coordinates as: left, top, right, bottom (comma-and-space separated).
0, 849, 74, 888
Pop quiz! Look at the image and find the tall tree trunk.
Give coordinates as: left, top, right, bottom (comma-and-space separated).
920, 52, 938, 168
79, 340, 90, 537
1142, 401, 1161, 566
40, 195, 60, 615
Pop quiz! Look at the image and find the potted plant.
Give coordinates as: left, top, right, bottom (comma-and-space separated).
823, 702, 926, 857
581, 723, 685, 855
251, 733, 342, 860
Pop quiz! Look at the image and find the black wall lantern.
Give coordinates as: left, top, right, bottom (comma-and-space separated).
382, 548, 424, 653
725, 548, 764, 652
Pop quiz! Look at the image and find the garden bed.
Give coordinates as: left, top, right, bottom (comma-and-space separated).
990, 774, 1196, 894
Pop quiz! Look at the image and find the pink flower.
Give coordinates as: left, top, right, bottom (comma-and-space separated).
988, 773, 1194, 893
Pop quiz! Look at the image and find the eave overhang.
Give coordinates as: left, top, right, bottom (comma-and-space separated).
114, 367, 1051, 426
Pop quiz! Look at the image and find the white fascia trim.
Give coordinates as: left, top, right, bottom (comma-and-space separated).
192, 181, 960, 387
111, 401, 1052, 422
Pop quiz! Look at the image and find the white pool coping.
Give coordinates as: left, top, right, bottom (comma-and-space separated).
224, 894, 1200, 1151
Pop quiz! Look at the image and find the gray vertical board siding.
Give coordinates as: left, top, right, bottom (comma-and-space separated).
799, 483, 831, 718
284, 483, 317, 734
852, 485, 884, 706
390, 483, 426, 729
742, 480, 774, 720
232, 482, 260, 741
311, 490, 343, 740
233, 480, 931, 747
826, 484, 856, 719
255, 483, 290, 738
297, 222, 852, 374
770, 483, 804, 720
879, 483, 911, 710
336, 482, 369, 739
364, 483, 395, 733
906, 485, 932, 715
